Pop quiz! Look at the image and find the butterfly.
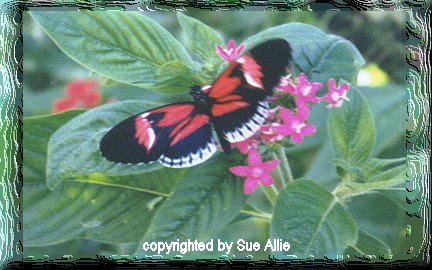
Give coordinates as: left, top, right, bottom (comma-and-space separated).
100, 39, 292, 168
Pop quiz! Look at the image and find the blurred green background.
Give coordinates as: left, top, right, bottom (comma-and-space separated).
24, 11, 405, 116
24, 11, 412, 259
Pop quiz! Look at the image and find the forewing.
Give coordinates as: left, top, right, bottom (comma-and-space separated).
209, 39, 292, 144
100, 102, 217, 168
247, 38, 292, 92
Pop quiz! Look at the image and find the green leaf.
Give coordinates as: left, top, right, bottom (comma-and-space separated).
24, 110, 84, 184
25, 168, 184, 246
46, 101, 169, 190
345, 192, 407, 256
345, 230, 392, 259
271, 179, 357, 259
23, 111, 185, 246
177, 13, 224, 66
210, 217, 270, 260
360, 85, 406, 158
139, 156, 248, 250
344, 164, 405, 193
30, 11, 200, 93
328, 87, 375, 168
362, 158, 405, 181
245, 23, 365, 84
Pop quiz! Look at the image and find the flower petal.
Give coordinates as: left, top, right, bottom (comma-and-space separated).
243, 177, 259, 194
296, 103, 310, 121
236, 43, 245, 55
279, 107, 294, 123
227, 39, 236, 50
216, 45, 230, 60
247, 148, 262, 167
327, 78, 337, 90
291, 133, 304, 144
262, 159, 280, 172
277, 124, 291, 136
301, 124, 316, 136
260, 173, 274, 186
229, 166, 250, 177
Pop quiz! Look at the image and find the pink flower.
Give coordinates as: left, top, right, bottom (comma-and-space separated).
277, 75, 296, 95
53, 79, 101, 113
277, 106, 316, 144
229, 148, 279, 194
294, 73, 322, 106
260, 123, 284, 143
231, 138, 259, 154
216, 39, 245, 62
322, 79, 350, 108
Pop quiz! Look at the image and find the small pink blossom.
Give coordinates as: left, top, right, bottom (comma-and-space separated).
231, 138, 259, 154
229, 148, 279, 194
216, 39, 245, 62
277, 75, 296, 95
260, 123, 284, 143
294, 73, 322, 107
277, 106, 316, 144
322, 79, 350, 108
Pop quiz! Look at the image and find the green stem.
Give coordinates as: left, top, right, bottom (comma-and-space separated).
279, 147, 294, 182
272, 152, 285, 190
272, 147, 293, 188
260, 184, 279, 206
240, 209, 272, 220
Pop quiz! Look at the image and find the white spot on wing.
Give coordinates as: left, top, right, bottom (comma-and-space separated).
224, 101, 269, 143
157, 140, 217, 168
147, 127, 156, 150
244, 73, 263, 88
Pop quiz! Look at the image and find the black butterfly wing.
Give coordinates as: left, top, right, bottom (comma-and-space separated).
208, 39, 292, 147
100, 102, 217, 168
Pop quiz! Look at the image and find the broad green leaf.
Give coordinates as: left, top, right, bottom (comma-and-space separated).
362, 158, 405, 182
341, 175, 405, 198
139, 156, 248, 252
30, 11, 200, 93
24, 239, 138, 258
328, 87, 375, 168
331, 158, 405, 188
24, 110, 84, 184
271, 179, 357, 259
345, 231, 392, 259
345, 192, 408, 257
24, 112, 185, 246
206, 217, 270, 260
177, 13, 224, 67
46, 100, 170, 190
245, 23, 365, 85
25, 169, 183, 246
360, 85, 406, 158
246, 188, 273, 215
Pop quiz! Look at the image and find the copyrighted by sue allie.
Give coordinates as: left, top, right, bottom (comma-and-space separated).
142, 239, 291, 256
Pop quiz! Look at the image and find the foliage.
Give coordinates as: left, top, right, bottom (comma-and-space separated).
23, 11, 412, 261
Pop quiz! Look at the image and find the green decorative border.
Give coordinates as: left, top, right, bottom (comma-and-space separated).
1, 0, 430, 267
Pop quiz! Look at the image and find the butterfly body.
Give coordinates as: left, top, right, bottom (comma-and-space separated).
100, 39, 292, 168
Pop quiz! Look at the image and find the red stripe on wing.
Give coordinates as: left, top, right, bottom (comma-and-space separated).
216, 94, 243, 103
170, 114, 209, 146
211, 101, 250, 117
208, 63, 242, 99
153, 104, 195, 127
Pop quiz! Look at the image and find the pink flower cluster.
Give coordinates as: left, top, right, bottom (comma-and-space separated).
216, 40, 350, 194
